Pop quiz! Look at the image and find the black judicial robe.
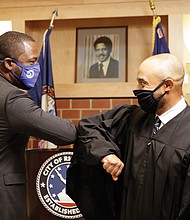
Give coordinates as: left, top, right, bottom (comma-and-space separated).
66, 104, 190, 220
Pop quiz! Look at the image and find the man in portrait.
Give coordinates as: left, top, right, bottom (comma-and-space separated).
88, 36, 119, 78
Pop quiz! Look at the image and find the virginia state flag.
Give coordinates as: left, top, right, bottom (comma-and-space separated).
152, 16, 170, 55
28, 28, 57, 148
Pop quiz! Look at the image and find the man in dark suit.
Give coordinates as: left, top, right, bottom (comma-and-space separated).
0, 31, 77, 220
89, 36, 119, 78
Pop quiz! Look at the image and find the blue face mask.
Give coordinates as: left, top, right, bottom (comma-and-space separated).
10, 59, 40, 89
0, 59, 40, 89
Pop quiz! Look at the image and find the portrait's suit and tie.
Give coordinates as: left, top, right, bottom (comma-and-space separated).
89, 57, 119, 78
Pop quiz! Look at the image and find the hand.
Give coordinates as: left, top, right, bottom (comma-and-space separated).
101, 154, 124, 181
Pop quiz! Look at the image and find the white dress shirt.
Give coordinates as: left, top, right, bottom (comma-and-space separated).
98, 57, 111, 77
157, 96, 187, 129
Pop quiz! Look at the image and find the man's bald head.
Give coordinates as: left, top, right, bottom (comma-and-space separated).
139, 53, 185, 86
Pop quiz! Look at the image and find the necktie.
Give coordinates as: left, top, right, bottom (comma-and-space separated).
99, 63, 104, 77
152, 117, 161, 135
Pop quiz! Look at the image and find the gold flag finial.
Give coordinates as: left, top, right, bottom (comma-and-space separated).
49, 9, 58, 29
149, 0, 157, 17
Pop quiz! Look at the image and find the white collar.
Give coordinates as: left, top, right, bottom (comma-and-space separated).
158, 97, 187, 127
98, 57, 111, 66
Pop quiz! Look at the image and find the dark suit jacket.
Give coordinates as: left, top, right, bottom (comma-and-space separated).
0, 76, 76, 220
89, 57, 119, 78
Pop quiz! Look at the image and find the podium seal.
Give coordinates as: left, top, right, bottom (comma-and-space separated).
36, 151, 82, 219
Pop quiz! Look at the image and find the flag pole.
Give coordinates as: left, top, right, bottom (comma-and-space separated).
149, 0, 170, 54
149, 0, 161, 52
149, 0, 157, 17
49, 9, 58, 29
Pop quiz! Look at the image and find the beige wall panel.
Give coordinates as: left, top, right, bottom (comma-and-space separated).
12, 20, 25, 33
55, 82, 136, 98
25, 17, 167, 82
26, 20, 76, 84
0, 1, 190, 21
23, 15, 168, 97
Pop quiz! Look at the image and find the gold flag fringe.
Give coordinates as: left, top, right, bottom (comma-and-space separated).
152, 16, 161, 52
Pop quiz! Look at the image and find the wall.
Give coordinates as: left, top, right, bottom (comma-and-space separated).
0, 0, 185, 98
1, 0, 190, 20
24, 16, 168, 99
0, 0, 190, 98
0, 0, 189, 149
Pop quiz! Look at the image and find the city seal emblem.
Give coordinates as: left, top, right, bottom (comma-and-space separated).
36, 151, 82, 219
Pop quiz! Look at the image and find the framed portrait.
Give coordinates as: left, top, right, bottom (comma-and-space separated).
76, 26, 127, 83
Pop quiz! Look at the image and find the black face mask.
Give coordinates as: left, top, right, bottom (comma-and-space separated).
133, 80, 167, 113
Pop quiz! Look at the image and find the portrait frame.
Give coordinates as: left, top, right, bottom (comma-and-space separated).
76, 26, 127, 83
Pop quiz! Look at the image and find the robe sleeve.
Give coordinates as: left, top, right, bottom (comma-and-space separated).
177, 155, 190, 219
66, 104, 138, 220
75, 104, 138, 164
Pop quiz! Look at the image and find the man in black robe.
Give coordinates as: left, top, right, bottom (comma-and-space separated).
66, 53, 190, 220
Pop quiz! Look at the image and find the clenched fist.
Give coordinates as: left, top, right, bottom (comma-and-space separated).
101, 154, 124, 181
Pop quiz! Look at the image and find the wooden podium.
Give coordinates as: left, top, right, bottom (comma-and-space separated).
26, 149, 84, 220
